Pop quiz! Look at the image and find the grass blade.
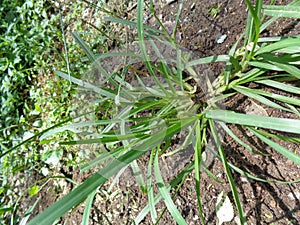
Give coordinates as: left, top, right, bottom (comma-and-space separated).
194, 120, 206, 224
56, 71, 117, 99
153, 149, 188, 225
206, 109, 300, 134
135, 162, 194, 224
219, 122, 268, 156
234, 86, 295, 112
209, 120, 246, 225
185, 55, 230, 68
120, 119, 147, 193
263, 5, 300, 18
147, 149, 157, 223
19, 197, 41, 225
260, 0, 300, 32
104, 16, 164, 35
238, 85, 300, 107
270, 61, 300, 79
81, 189, 97, 225
248, 61, 283, 71
250, 128, 300, 166
173, 0, 183, 40
256, 79, 300, 95
255, 36, 300, 55
28, 117, 195, 224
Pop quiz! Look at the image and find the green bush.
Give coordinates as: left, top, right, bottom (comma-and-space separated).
0, 0, 56, 148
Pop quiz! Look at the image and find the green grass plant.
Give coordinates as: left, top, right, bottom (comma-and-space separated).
4, 0, 300, 224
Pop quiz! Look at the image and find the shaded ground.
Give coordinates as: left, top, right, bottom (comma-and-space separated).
12, 0, 300, 224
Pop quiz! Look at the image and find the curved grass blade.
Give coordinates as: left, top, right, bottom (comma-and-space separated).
19, 197, 41, 225
173, 0, 183, 40
153, 149, 188, 225
0, 118, 71, 158
120, 119, 146, 193
59, 133, 150, 145
255, 36, 300, 55
137, 0, 167, 92
243, 0, 261, 49
194, 120, 206, 224
263, 5, 300, 18
248, 61, 283, 71
40, 119, 127, 140
135, 162, 194, 224
81, 189, 97, 225
260, 0, 300, 32
250, 128, 300, 166
205, 139, 299, 184
234, 86, 292, 112
256, 79, 300, 95
270, 61, 300, 79
80, 147, 124, 172
253, 128, 300, 144
240, 86, 300, 107
206, 109, 300, 134
131, 160, 147, 193
147, 148, 157, 223
185, 55, 230, 68
209, 120, 247, 225
104, 16, 164, 35
219, 122, 268, 156
56, 71, 117, 99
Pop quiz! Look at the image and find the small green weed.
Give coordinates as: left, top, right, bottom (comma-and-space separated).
209, 3, 222, 18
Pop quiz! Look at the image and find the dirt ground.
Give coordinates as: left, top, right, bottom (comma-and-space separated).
16, 0, 300, 224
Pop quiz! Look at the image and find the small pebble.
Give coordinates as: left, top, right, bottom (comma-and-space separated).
216, 34, 227, 44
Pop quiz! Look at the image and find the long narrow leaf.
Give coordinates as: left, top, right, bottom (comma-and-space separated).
209, 120, 246, 225
250, 128, 300, 166
263, 5, 300, 18
237, 85, 300, 107
185, 55, 230, 68
135, 162, 194, 224
147, 149, 157, 222
81, 189, 97, 225
260, 0, 300, 32
234, 86, 292, 112
219, 122, 268, 156
206, 110, 300, 134
256, 79, 300, 95
153, 149, 188, 225
255, 36, 300, 55
194, 120, 206, 224
104, 16, 164, 35
56, 71, 117, 99
270, 61, 300, 79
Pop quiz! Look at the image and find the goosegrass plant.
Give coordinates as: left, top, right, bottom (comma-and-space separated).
15, 0, 300, 224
